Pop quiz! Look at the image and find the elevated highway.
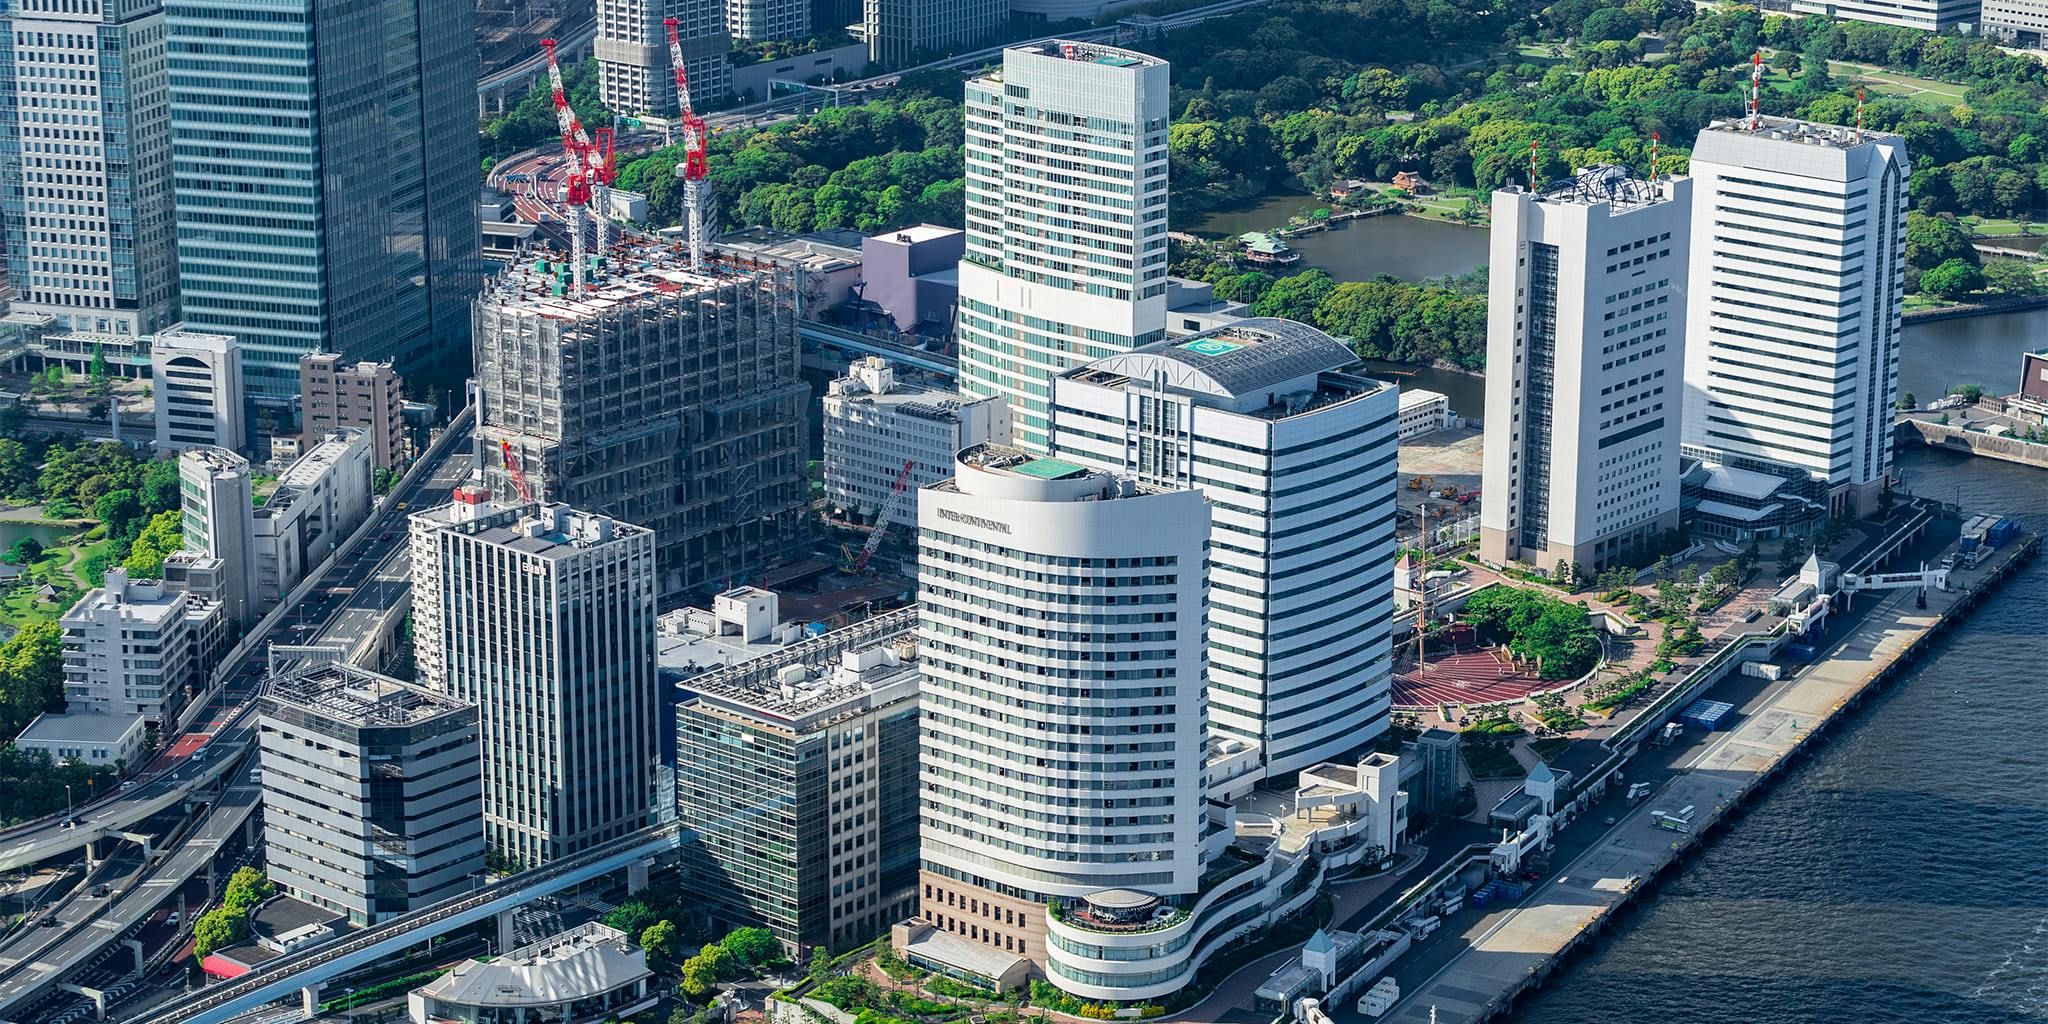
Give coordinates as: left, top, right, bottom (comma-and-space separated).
120, 824, 683, 1024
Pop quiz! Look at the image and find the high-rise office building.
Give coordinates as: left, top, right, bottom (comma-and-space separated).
151, 330, 245, 453
957, 41, 1171, 451
862, 0, 1004, 66
411, 498, 659, 868
1788, 0, 1976, 31
178, 446, 258, 624
673, 607, 922, 953
165, 0, 481, 397
259, 659, 483, 926
300, 353, 406, 472
474, 244, 807, 600
914, 443, 1211, 972
598, 0, 730, 118
726, 0, 807, 40
0, 0, 179, 339
1049, 320, 1401, 778
1682, 117, 1909, 520
821, 357, 1009, 532
1984, 0, 2048, 45
1480, 167, 1691, 572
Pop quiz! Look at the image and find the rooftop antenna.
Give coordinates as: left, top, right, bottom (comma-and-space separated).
1528, 141, 1538, 189
1856, 87, 1866, 140
1749, 51, 1763, 132
1650, 131, 1660, 180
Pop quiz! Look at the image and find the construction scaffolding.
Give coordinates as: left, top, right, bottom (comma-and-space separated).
474, 234, 810, 599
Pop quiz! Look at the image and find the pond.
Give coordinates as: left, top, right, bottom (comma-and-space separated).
1182, 192, 1490, 284
0, 520, 81, 554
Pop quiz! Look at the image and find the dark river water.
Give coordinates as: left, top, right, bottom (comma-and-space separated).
1512, 444, 2048, 1024
1506, 320, 2048, 1022
1189, 186, 2048, 1020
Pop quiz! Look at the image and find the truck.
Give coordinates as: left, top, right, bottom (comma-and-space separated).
1626, 781, 1653, 805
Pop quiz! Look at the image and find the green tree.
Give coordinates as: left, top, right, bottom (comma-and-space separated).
1919, 257, 1984, 298
121, 511, 183, 579
192, 907, 243, 958
93, 488, 143, 541
88, 344, 108, 386
720, 926, 780, 967
222, 867, 274, 913
1579, 7, 1641, 42
641, 919, 679, 961
679, 943, 737, 1000
1981, 257, 2043, 296
1250, 269, 1336, 321
373, 468, 399, 496
6, 537, 42, 566
1896, 391, 1917, 411
602, 901, 660, 938
1903, 213, 1976, 275
1211, 271, 1275, 304
0, 621, 66, 737
139, 458, 182, 516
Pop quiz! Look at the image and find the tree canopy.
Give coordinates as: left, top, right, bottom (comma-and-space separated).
1461, 587, 1603, 679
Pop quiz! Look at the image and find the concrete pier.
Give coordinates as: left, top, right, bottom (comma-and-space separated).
1380, 529, 2039, 1023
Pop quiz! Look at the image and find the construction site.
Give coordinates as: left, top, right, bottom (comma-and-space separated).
473, 237, 811, 601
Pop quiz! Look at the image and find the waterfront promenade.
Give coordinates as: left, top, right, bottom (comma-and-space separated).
1375, 531, 2038, 1024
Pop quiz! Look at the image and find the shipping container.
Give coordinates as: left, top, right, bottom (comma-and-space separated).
1681, 698, 1736, 731
1988, 518, 2021, 547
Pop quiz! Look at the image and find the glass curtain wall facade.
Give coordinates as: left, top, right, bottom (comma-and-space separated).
166, 0, 479, 398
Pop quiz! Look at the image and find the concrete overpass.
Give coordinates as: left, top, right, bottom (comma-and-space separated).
119, 824, 682, 1024
477, 17, 596, 116
0, 410, 476, 874
0, 764, 261, 1020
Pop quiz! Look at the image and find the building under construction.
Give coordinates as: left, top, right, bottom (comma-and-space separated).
474, 236, 809, 600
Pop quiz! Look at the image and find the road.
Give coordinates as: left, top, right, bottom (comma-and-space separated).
0, 420, 476, 871
0, 768, 262, 1018
0, 428, 479, 1021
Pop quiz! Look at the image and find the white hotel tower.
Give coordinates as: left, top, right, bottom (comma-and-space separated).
956, 41, 1171, 451
1050, 320, 1401, 778
1481, 167, 1691, 572
914, 444, 1216, 988
1681, 117, 1909, 521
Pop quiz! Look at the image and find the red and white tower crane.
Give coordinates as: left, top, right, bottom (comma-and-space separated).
541, 38, 617, 262
664, 16, 712, 271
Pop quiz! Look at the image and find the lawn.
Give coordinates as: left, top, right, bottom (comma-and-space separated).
1960, 216, 2046, 238
1826, 61, 1969, 111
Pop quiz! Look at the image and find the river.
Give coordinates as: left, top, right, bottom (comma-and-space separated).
1510, 445, 2048, 1024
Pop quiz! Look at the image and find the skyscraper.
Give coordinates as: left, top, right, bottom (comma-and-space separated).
598, 0, 730, 119
411, 497, 659, 868
0, 0, 179, 338
1787, 0, 1976, 31
165, 0, 481, 398
259, 659, 484, 926
1049, 320, 1401, 778
1480, 166, 1691, 572
1682, 117, 1908, 520
915, 443, 1211, 971
725, 0, 807, 40
861, 0, 1004, 66
473, 244, 808, 601
956, 41, 1171, 451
